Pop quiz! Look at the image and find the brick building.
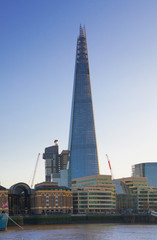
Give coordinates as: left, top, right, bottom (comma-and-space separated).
31, 182, 73, 214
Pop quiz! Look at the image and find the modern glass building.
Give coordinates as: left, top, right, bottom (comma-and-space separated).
72, 175, 116, 214
68, 25, 99, 180
114, 177, 157, 213
132, 162, 157, 188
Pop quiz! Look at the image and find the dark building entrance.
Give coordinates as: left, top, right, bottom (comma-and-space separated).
9, 183, 32, 215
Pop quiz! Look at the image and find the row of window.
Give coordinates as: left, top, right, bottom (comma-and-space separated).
78, 201, 113, 204
74, 192, 112, 196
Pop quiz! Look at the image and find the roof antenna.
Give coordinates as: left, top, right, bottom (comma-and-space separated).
80, 24, 84, 37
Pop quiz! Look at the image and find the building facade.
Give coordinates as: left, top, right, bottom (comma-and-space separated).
0, 182, 73, 215
116, 194, 137, 213
68, 26, 99, 180
114, 177, 157, 213
72, 175, 116, 214
43, 140, 69, 184
43, 140, 59, 182
8, 182, 32, 215
132, 162, 157, 188
31, 182, 73, 214
60, 150, 69, 170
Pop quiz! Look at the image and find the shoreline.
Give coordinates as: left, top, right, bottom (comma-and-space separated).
7, 214, 157, 226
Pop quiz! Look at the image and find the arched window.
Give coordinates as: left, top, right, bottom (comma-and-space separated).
46, 194, 49, 207
60, 194, 63, 207
55, 194, 58, 207
41, 194, 45, 207
2, 194, 6, 205
51, 194, 53, 207
69, 195, 71, 207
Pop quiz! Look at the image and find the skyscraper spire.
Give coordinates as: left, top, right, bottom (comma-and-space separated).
77, 25, 88, 63
68, 26, 99, 180
79, 24, 86, 36
79, 24, 84, 37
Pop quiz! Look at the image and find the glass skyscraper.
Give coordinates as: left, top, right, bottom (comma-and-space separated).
132, 162, 157, 188
68, 25, 99, 180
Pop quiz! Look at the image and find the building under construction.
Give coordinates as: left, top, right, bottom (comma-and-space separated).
43, 140, 69, 185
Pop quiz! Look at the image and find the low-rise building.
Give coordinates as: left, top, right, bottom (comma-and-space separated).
114, 177, 157, 213
31, 182, 73, 214
72, 175, 116, 214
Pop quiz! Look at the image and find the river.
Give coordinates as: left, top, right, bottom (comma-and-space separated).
0, 224, 157, 240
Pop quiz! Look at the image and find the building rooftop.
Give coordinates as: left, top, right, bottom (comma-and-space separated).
0, 185, 7, 190
34, 182, 71, 191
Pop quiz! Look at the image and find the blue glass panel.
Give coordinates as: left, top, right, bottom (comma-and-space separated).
68, 26, 99, 180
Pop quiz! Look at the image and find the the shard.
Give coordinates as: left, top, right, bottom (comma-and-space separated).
68, 25, 100, 180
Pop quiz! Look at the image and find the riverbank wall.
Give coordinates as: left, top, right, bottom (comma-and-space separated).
8, 214, 157, 226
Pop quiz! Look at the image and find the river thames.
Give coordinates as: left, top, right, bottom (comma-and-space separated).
0, 224, 157, 240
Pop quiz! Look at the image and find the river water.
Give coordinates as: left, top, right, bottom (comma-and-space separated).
0, 224, 157, 240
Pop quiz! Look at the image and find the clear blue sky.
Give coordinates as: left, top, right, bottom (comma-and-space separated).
1, 0, 157, 188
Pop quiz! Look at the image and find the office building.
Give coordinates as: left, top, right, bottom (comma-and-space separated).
68, 25, 99, 180
132, 162, 157, 188
72, 175, 116, 214
114, 177, 157, 213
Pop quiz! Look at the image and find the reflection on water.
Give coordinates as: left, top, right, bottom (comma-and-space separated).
0, 224, 157, 240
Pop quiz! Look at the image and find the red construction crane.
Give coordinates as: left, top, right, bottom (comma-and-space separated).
31, 153, 40, 188
106, 154, 114, 180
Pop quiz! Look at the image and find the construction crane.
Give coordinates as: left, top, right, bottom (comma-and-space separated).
106, 154, 114, 180
31, 153, 40, 188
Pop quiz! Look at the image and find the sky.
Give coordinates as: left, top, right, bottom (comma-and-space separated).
0, 0, 157, 188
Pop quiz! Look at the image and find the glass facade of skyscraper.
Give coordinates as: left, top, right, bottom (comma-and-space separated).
132, 162, 157, 188
68, 26, 99, 179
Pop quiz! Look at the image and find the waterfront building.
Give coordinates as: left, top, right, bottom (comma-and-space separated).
1, 182, 72, 215
9, 182, 32, 215
68, 26, 99, 180
0, 185, 8, 214
116, 194, 137, 213
114, 177, 157, 213
72, 175, 116, 214
132, 162, 157, 188
31, 182, 73, 214
113, 180, 137, 213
